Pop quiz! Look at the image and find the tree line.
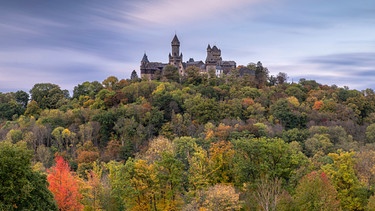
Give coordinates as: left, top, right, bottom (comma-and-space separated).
2, 63, 375, 210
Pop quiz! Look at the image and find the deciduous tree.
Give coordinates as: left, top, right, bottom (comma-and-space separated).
47, 156, 83, 211
0, 141, 57, 210
294, 171, 340, 211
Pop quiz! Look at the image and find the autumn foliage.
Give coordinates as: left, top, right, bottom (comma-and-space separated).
47, 156, 83, 211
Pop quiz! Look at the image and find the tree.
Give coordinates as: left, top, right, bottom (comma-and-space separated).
80, 162, 104, 211
201, 184, 242, 211
0, 141, 57, 210
253, 176, 282, 211
255, 61, 269, 88
72, 81, 103, 99
155, 152, 184, 210
366, 123, 375, 143
294, 171, 340, 211
30, 83, 67, 109
184, 66, 202, 85
162, 65, 180, 83
15, 90, 29, 108
47, 156, 83, 211
24, 100, 41, 117
130, 70, 139, 82
232, 137, 308, 186
270, 98, 306, 130
322, 151, 368, 210
207, 140, 235, 184
276, 72, 288, 85
107, 159, 158, 210
0, 100, 25, 120
102, 76, 119, 90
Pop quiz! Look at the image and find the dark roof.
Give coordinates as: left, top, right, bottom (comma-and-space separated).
171, 34, 180, 45
212, 45, 220, 52
141, 53, 149, 63
147, 62, 166, 69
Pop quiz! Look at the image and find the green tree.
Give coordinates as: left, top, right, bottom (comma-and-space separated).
0, 100, 25, 120
130, 70, 139, 82
366, 123, 375, 143
322, 151, 368, 210
184, 66, 203, 85
24, 100, 41, 117
294, 171, 341, 211
102, 76, 119, 90
270, 98, 306, 130
30, 83, 67, 109
155, 152, 184, 210
232, 137, 308, 187
0, 141, 57, 210
163, 65, 180, 83
255, 61, 269, 88
73, 81, 103, 99
15, 90, 29, 108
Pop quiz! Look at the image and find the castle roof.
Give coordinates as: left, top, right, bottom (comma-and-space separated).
212, 45, 220, 52
141, 53, 149, 63
171, 34, 180, 45
207, 44, 211, 50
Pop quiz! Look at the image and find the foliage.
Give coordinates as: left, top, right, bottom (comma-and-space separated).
30, 83, 68, 109
293, 171, 341, 210
2, 69, 375, 209
0, 141, 57, 210
322, 151, 368, 210
47, 156, 83, 211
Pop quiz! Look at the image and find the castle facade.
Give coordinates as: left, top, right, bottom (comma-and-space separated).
140, 34, 236, 79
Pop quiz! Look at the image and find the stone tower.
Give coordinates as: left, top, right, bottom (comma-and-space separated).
169, 34, 184, 75
141, 53, 149, 68
205, 44, 223, 72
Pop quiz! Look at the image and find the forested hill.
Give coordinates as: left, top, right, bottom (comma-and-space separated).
2, 65, 375, 210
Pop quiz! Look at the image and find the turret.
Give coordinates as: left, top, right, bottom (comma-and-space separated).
141, 53, 149, 68
169, 34, 184, 75
171, 34, 180, 57
171, 34, 180, 45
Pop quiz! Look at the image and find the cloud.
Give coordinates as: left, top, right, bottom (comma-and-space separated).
0, 48, 132, 92
304, 52, 375, 73
275, 52, 375, 90
125, 0, 263, 26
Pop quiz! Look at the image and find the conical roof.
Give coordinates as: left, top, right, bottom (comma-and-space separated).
171, 34, 180, 45
212, 45, 220, 51
141, 53, 149, 63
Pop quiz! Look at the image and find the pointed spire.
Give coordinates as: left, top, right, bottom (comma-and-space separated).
141, 53, 149, 63
171, 34, 180, 45
207, 44, 211, 50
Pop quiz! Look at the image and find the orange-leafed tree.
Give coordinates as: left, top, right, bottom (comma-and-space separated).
47, 156, 83, 211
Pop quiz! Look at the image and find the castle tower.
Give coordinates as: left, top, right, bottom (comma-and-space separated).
205, 44, 222, 71
140, 53, 152, 80
169, 34, 184, 75
141, 53, 149, 68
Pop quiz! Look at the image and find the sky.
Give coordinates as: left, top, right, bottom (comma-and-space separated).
0, 0, 374, 93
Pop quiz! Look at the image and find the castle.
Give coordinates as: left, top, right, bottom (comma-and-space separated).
140, 34, 236, 79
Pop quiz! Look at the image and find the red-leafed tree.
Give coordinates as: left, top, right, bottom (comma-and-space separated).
47, 156, 83, 211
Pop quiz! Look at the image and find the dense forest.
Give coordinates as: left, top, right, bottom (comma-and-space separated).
2, 63, 375, 210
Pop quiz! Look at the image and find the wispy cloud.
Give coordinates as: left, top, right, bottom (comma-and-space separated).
275, 52, 375, 90
126, 0, 264, 26
0, 48, 131, 92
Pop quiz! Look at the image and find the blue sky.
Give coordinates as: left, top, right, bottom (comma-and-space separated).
0, 0, 374, 93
